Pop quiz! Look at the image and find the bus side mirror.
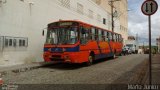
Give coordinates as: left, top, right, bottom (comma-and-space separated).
42, 30, 45, 36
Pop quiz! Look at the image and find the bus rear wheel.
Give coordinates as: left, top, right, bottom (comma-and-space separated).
86, 55, 93, 66
111, 53, 116, 59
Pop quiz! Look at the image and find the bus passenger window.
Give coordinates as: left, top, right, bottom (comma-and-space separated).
80, 27, 89, 44
95, 29, 98, 41
115, 34, 117, 42
98, 29, 102, 41
81, 27, 86, 34
91, 27, 95, 40
70, 30, 77, 44
118, 34, 120, 42
102, 31, 105, 41
116, 34, 118, 42
88, 28, 91, 40
109, 32, 112, 41
120, 35, 123, 42
113, 34, 116, 42
105, 31, 108, 41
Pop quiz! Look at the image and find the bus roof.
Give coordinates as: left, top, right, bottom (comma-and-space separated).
49, 20, 122, 35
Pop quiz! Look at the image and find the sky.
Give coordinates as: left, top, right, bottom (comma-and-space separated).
128, 0, 160, 45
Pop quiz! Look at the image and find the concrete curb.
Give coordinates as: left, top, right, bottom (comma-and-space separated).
0, 62, 58, 75
141, 54, 160, 84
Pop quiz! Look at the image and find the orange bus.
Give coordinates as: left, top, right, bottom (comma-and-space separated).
43, 20, 123, 65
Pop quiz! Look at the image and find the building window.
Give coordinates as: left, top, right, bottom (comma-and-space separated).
5, 39, 8, 47
4, 36, 28, 48
19, 39, 27, 47
9, 39, 12, 46
88, 9, 93, 19
103, 18, 106, 25
22, 40, 25, 46
19, 40, 22, 47
60, 0, 70, 9
13, 39, 16, 47
77, 3, 83, 14
0, 36, 4, 51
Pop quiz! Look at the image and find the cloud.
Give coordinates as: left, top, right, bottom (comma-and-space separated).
128, 0, 160, 45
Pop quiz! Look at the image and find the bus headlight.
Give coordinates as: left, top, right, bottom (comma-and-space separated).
64, 55, 69, 60
48, 48, 52, 52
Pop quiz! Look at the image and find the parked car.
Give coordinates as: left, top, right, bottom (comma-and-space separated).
122, 46, 132, 55
122, 47, 127, 55
127, 48, 132, 54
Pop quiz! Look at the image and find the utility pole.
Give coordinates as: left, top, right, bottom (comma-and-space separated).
109, 0, 120, 41
111, 1, 114, 41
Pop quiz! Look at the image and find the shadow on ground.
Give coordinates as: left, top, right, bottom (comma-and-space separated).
41, 57, 116, 70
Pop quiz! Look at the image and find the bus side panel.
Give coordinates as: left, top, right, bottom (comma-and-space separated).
111, 42, 123, 55
80, 41, 100, 55
79, 40, 113, 61
99, 41, 111, 54
67, 52, 89, 63
116, 42, 123, 54
109, 41, 115, 53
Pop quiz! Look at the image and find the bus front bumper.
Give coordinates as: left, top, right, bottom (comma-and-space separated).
43, 52, 79, 63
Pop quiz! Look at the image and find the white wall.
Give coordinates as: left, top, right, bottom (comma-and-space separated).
0, 0, 120, 66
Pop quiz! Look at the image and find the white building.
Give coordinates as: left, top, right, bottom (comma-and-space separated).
0, 0, 125, 66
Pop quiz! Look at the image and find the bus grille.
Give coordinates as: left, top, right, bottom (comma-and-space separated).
50, 55, 63, 61
52, 55, 61, 58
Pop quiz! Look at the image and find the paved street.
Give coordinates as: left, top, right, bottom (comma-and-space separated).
2, 54, 148, 84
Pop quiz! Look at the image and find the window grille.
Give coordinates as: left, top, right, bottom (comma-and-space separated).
103, 18, 106, 25
4, 36, 28, 47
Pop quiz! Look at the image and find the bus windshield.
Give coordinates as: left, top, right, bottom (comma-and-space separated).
46, 27, 78, 45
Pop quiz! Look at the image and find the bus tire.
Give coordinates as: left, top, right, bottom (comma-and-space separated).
86, 55, 94, 66
111, 53, 116, 59
111, 50, 116, 59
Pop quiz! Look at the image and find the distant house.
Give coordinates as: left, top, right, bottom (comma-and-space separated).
128, 36, 136, 40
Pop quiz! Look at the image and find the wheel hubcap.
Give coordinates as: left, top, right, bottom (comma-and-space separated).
89, 56, 93, 63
